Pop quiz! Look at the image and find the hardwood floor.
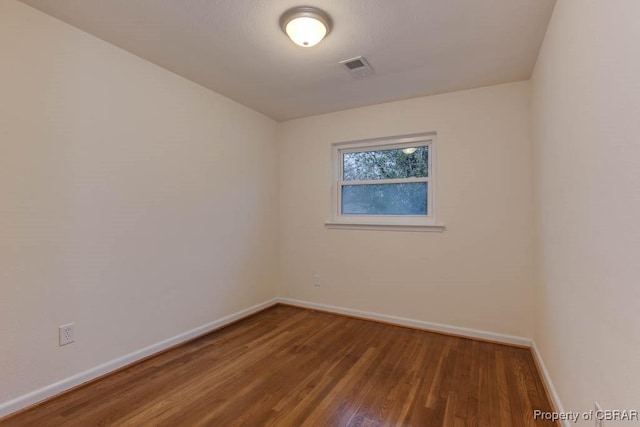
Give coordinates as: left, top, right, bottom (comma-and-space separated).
1, 305, 556, 426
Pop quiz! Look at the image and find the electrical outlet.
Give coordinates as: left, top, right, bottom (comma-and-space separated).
59, 323, 75, 346
312, 274, 320, 287
595, 401, 604, 427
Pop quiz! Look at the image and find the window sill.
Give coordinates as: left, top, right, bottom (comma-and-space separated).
324, 221, 445, 232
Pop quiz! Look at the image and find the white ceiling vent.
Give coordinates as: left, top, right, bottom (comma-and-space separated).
339, 56, 375, 79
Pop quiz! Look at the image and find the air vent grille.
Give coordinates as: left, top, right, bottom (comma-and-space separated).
344, 59, 365, 70
339, 56, 374, 78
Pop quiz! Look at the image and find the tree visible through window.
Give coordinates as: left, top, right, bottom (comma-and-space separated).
342, 146, 429, 215
329, 133, 438, 228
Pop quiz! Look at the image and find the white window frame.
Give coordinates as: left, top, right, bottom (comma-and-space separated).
325, 132, 444, 231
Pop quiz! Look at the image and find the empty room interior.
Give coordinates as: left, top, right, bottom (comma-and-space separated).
1, 0, 639, 426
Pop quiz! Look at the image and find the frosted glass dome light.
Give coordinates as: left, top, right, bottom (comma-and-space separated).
280, 7, 332, 47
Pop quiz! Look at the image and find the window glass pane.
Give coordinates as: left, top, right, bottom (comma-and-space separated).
341, 183, 428, 215
343, 146, 428, 181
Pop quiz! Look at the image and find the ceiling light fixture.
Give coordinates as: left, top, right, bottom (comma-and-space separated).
402, 147, 417, 154
280, 6, 332, 47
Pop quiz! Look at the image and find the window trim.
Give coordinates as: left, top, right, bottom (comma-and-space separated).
325, 132, 444, 232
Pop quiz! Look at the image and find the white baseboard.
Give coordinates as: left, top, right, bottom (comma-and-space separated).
531, 341, 569, 427
0, 298, 278, 419
277, 297, 532, 347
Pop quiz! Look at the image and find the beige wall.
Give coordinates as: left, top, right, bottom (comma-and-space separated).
531, 0, 640, 422
0, 0, 278, 404
278, 81, 534, 338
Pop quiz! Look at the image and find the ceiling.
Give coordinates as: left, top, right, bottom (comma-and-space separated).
20, 0, 556, 121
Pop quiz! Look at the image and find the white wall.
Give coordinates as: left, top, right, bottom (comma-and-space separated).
278, 82, 534, 338
531, 0, 640, 423
0, 0, 278, 405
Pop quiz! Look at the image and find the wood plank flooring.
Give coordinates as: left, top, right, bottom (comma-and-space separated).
0, 305, 557, 426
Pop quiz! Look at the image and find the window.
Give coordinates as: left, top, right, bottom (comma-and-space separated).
326, 133, 443, 231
